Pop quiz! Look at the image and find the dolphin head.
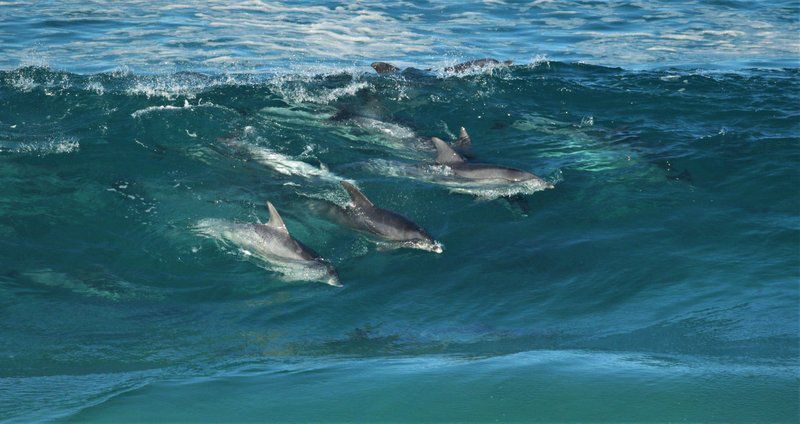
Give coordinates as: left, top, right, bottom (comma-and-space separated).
321, 261, 342, 287
404, 228, 444, 254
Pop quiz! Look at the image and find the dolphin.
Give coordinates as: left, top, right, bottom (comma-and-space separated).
257, 202, 340, 286
332, 181, 443, 253
370, 62, 401, 74
370, 58, 512, 75
199, 202, 341, 286
430, 136, 553, 188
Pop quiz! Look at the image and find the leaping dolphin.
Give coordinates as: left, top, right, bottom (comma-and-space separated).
370, 58, 513, 75
334, 181, 444, 253
431, 136, 553, 188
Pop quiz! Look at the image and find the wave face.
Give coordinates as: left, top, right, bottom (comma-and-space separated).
1, 2, 799, 421
0, 63, 797, 422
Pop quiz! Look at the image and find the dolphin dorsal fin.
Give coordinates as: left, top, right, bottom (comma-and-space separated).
431, 137, 465, 165
454, 127, 471, 149
266, 202, 289, 234
341, 181, 374, 209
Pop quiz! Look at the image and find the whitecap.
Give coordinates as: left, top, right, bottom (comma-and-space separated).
9, 136, 79, 155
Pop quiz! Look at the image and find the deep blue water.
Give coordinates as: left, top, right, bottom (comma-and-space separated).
1, 1, 799, 422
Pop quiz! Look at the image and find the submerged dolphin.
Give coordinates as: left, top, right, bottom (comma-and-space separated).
370, 58, 513, 75
431, 136, 553, 188
332, 181, 443, 253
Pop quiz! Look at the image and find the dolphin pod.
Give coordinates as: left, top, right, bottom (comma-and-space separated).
203, 60, 552, 286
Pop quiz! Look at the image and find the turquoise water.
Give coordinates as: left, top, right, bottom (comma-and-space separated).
1, 1, 799, 422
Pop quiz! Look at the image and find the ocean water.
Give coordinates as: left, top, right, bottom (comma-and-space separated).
1, 1, 799, 422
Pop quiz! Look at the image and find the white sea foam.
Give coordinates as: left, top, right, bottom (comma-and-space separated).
9, 74, 36, 92
10, 136, 80, 155
85, 81, 105, 95
270, 77, 370, 105
130, 100, 234, 118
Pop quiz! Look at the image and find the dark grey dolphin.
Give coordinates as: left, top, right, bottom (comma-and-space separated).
254, 202, 341, 286
370, 62, 401, 74
336, 181, 443, 253
370, 58, 512, 75
431, 136, 553, 188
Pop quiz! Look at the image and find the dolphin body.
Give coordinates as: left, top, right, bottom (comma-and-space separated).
430, 136, 553, 188
370, 58, 513, 75
211, 202, 341, 286
330, 181, 443, 253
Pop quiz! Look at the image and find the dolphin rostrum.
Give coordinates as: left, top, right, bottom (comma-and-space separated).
251, 202, 340, 286
336, 181, 443, 253
430, 135, 553, 188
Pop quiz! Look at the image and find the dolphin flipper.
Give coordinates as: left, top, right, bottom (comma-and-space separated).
266, 202, 289, 234
341, 181, 374, 209
431, 137, 466, 165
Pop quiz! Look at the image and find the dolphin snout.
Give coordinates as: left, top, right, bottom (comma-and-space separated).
327, 277, 343, 288
421, 240, 444, 254
324, 264, 342, 287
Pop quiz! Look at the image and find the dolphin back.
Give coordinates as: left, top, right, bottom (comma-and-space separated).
371, 62, 399, 74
